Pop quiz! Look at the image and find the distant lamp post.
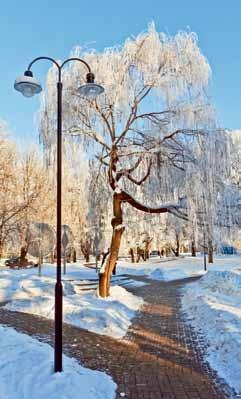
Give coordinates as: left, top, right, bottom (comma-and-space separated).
62, 227, 69, 275
203, 227, 207, 271
201, 196, 207, 272
14, 56, 104, 372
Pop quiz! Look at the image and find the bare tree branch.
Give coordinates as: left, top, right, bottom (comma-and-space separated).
120, 190, 188, 220
122, 159, 152, 186
116, 156, 143, 180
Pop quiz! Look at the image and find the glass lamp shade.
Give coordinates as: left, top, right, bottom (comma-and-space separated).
14, 73, 42, 97
77, 83, 104, 99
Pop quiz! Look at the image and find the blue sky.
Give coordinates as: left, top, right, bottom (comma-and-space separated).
1, 0, 241, 146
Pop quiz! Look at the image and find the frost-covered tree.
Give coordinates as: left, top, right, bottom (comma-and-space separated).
181, 128, 233, 261
0, 122, 50, 258
0, 123, 19, 256
40, 24, 213, 297
62, 141, 89, 256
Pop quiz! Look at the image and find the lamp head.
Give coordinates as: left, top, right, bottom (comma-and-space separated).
14, 70, 42, 97
78, 72, 104, 99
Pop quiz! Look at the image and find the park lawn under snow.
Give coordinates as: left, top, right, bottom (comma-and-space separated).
0, 325, 116, 399
118, 254, 241, 280
0, 263, 143, 339
182, 266, 241, 395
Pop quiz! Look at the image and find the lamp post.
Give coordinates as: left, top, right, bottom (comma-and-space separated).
14, 56, 104, 372
203, 227, 207, 271
201, 195, 207, 272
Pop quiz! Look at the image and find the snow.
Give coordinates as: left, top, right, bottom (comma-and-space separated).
182, 259, 241, 395
118, 254, 241, 281
2, 255, 241, 394
0, 325, 116, 399
115, 224, 125, 231
0, 262, 143, 339
5, 285, 143, 339
117, 255, 207, 280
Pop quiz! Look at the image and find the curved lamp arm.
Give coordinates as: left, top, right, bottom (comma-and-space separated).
27, 56, 92, 82
60, 57, 91, 73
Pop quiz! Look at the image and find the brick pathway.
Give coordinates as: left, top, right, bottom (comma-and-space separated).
0, 276, 233, 399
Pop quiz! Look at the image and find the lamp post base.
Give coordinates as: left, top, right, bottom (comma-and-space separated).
54, 281, 63, 372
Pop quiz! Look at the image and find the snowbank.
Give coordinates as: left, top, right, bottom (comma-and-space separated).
0, 264, 143, 339
5, 285, 143, 339
0, 325, 116, 399
182, 269, 241, 394
118, 254, 241, 281
149, 267, 206, 281
118, 256, 206, 280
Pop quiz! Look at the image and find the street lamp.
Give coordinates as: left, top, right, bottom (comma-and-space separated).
14, 56, 104, 372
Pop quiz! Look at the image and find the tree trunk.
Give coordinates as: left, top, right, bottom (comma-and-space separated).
191, 240, 196, 257
81, 240, 91, 263
50, 250, 55, 264
85, 253, 90, 263
72, 248, 77, 263
175, 233, 180, 256
112, 263, 117, 275
0, 241, 4, 259
144, 238, 152, 259
129, 248, 135, 263
136, 247, 140, 262
97, 182, 187, 297
98, 193, 124, 297
208, 239, 213, 263
20, 246, 28, 266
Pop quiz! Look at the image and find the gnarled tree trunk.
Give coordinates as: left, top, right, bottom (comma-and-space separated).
98, 188, 187, 297
99, 193, 124, 297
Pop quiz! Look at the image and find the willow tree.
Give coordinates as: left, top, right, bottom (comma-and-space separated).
181, 128, 231, 262
40, 24, 212, 297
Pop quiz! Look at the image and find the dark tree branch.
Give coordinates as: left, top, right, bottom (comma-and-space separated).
116, 156, 143, 180
95, 155, 109, 167
123, 160, 152, 186
120, 190, 188, 220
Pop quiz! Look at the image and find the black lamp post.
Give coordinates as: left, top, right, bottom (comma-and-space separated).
14, 56, 104, 372
203, 227, 207, 271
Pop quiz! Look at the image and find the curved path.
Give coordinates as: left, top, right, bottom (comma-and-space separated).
0, 276, 233, 399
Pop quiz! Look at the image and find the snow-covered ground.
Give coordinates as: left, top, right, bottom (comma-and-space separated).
0, 263, 143, 339
118, 254, 236, 280
1, 254, 241, 394
0, 325, 116, 399
181, 256, 241, 395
